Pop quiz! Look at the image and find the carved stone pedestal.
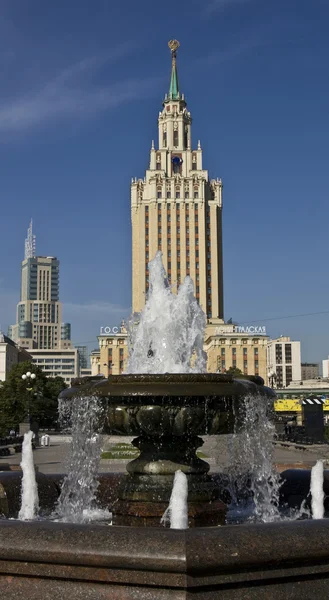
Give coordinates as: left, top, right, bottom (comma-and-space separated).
112, 434, 229, 527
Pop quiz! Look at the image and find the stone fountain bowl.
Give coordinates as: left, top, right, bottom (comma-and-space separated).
60, 373, 275, 437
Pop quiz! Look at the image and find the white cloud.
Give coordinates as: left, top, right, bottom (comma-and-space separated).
63, 301, 131, 347
0, 45, 161, 136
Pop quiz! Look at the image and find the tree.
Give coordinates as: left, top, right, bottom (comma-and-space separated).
0, 361, 67, 434
225, 366, 243, 377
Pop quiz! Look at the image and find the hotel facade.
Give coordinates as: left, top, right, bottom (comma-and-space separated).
92, 42, 268, 381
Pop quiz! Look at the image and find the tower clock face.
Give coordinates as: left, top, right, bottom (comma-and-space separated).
172, 156, 182, 166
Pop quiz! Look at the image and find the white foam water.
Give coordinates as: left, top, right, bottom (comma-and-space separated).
161, 470, 188, 529
54, 395, 104, 523
228, 394, 281, 523
18, 431, 39, 521
311, 460, 324, 519
127, 251, 206, 374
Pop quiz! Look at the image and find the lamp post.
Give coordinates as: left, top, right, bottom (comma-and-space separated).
20, 371, 36, 435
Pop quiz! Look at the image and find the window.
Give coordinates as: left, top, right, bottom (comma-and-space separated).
176, 203, 180, 209
285, 344, 292, 363
176, 190, 180, 199
157, 190, 162, 199
156, 161, 161, 170
275, 344, 283, 364
185, 191, 189, 199
168, 250, 171, 257
163, 131, 167, 146
167, 190, 171, 198
196, 285, 199, 293
177, 226, 180, 233
158, 227, 161, 233
192, 162, 196, 171
221, 347, 225, 356
196, 250, 199, 257
168, 262, 171, 269
167, 227, 171, 234
196, 262, 199, 269
194, 191, 199, 199
173, 130, 178, 147
167, 215, 171, 222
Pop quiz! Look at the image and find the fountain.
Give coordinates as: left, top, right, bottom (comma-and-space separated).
1, 253, 329, 598
59, 253, 275, 527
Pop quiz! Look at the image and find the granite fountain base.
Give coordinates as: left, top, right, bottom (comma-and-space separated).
0, 469, 329, 598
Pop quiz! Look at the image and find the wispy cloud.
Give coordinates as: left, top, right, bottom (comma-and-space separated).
0, 44, 160, 136
206, 0, 254, 14
63, 300, 131, 347
64, 300, 131, 318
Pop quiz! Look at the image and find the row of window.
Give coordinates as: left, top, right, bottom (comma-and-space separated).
157, 190, 199, 200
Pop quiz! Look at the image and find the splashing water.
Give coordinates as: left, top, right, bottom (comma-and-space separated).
18, 431, 39, 521
161, 470, 189, 529
228, 394, 281, 523
53, 396, 104, 523
311, 460, 324, 519
127, 252, 206, 374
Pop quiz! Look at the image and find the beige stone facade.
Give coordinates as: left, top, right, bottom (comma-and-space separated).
91, 326, 129, 377
204, 322, 268, 380
131, 43, 223, 321
91, 324, 267, 380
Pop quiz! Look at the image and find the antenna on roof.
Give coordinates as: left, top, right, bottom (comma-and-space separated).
24, 219, 36, 259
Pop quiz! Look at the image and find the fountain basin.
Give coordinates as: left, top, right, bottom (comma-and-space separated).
60, 373, 275, 526
61, 373, 274, 437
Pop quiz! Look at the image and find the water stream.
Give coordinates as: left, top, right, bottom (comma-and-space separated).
18, 431, 39, 521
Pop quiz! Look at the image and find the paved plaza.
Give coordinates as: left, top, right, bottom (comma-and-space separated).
1, 435, 328, 475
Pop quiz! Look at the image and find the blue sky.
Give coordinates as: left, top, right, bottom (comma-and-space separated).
0, 0, 329, 364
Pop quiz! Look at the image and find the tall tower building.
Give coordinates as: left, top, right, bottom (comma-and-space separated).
8, 221, 72, 350
131, 41, 224, 322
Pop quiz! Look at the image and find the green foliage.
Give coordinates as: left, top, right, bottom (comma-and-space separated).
225, 366, 243, 377
0, 361, 67, 434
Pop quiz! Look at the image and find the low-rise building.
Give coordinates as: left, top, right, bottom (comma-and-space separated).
301, 362, 319, 380
0, 333, 32, 381
30, 348, 79, 385
204, 321, 268, 380
91, 320, 268, 381
91, 323, 128, 377
267, 336, 301, 388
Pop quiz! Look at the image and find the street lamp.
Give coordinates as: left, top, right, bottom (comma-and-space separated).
21, 371, 36, 431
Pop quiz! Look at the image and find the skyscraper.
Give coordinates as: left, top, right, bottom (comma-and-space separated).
131, 41, 224, 322
9, 221, 72, 350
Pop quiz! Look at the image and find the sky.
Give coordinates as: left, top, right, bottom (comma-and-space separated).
0, 0, 329, 365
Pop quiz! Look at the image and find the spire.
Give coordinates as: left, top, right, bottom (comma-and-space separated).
168, 39, 180, 100
24, 219, 36, 259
